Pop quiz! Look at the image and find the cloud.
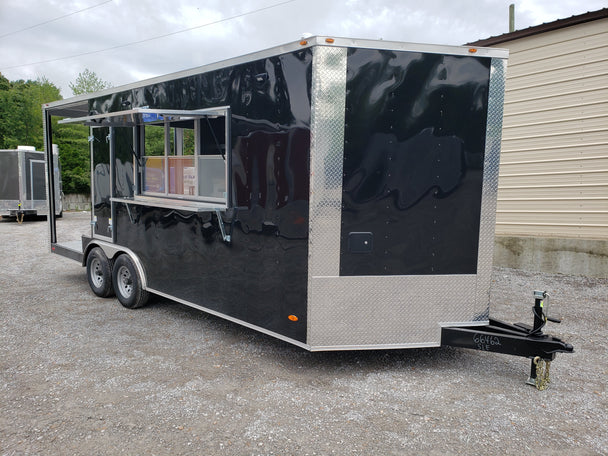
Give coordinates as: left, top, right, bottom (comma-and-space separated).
0, 0, 604, 98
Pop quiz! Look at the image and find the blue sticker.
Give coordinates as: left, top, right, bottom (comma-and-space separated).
142, 112, 162, 123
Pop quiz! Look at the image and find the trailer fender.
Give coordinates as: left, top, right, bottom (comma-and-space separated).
83, 240, 148, 290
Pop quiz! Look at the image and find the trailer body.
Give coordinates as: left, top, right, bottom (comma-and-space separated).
44, 37, 510, 350
0, 145, 62, 217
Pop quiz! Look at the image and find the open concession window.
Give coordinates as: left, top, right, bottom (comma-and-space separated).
59, 107, 231, 208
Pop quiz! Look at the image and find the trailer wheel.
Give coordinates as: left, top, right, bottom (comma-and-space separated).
113, 254, 149, 309
86, 247, 114, 298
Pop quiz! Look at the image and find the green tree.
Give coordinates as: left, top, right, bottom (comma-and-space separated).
0, 72, 12, 147
68, 68, 111, 95
0, 73, 9, 91
0, 75, 61, 149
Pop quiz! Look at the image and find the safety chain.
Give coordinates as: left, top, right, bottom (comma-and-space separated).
534, 356, 551, 390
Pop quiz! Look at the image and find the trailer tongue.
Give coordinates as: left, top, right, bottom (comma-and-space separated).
43, 36, 573, 388
442, 291, 574, 389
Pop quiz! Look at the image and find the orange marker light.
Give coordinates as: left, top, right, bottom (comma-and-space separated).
288, 315, 299, 322
325, 38, 335, 43
300, 40, 308, 46
468, 48, 478, 53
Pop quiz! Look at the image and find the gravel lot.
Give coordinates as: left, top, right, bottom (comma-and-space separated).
1, 211, 607, 455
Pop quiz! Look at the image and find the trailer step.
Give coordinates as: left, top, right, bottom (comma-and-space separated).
51, 242, 84, 263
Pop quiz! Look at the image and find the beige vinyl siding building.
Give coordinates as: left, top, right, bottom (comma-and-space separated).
470, 9, 608, 277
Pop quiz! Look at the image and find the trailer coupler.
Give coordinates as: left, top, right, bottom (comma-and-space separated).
441, 291, 574, 390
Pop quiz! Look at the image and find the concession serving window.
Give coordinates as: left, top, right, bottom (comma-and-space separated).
59, 107, 231, 209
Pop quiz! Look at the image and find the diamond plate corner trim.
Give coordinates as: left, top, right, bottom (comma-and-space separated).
475, 57, 507, 316
307, 46, 347, 277
307, 45, 347, 343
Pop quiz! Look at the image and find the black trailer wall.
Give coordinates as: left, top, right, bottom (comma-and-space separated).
93, 49, 313, 342
340, 49, 491, 276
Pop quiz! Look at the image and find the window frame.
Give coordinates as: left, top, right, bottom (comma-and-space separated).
57, 106, 231, 209
139, 108, 230, 206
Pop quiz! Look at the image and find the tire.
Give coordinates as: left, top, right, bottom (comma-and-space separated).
86, 247, 114, 297
112, 254, 149, 309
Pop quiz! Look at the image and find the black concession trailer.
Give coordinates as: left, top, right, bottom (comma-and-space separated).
43, 37, 572, 387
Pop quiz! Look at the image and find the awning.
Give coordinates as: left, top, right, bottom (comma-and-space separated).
57, 107, 230, 127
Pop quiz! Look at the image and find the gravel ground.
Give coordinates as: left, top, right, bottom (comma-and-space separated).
1, 212, 607, 456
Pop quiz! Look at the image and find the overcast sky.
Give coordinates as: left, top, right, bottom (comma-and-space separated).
0, 0, 605, 98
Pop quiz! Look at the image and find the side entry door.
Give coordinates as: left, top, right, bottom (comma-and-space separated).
91, 127, 112, 240
113, 127, 135, 200
91, 126, 135, 241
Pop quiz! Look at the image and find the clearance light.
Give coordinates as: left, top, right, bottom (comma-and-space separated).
325, 38, 335, 43
288, 315, 299, 322
469, 48, 478, 53
300, 40, 308, 46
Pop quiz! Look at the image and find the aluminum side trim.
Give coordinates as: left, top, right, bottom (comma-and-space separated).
474, 57, 507, 317
322, 36, 508, 59
307, 45, 348, 344
440, 321, 490, 328
309, 342, 442, 352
